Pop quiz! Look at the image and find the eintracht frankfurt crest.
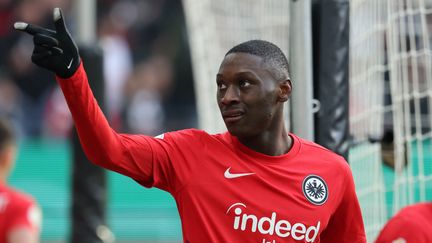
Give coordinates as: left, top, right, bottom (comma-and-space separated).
302, 175, 328, 205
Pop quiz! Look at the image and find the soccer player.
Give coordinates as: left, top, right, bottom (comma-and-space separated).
0, 118, 42, 243
14, 8, 366, 242
375, 202, 432, 243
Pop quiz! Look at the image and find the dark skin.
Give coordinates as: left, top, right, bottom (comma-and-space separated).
217, 53, 293, 156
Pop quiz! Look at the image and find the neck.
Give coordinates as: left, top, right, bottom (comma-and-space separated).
238, 117, 292, 156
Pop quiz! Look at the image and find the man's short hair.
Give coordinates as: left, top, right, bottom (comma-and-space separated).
0, 118, 15, 152
225, 40, 290, 81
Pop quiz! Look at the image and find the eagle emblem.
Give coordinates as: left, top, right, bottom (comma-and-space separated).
302, 175, 328, 205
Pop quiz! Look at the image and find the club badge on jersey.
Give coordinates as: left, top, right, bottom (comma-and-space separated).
302, 175, 328, 205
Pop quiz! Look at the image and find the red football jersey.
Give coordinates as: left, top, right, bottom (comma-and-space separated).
375, 202, 432, 243
58, 63, 366, 242
0, 183, 41, 243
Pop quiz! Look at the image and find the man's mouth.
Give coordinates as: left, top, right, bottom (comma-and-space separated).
222, 110, 244, 123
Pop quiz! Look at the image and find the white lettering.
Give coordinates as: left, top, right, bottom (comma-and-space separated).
305, 221, 320, 242
227, 203, 320, 241
275, 220, 291, 237
233, 207, 242, 229
291, 223, 307, 240
257, 212, 276, 235
241, 214, 258, 232
262, 239, 276, 243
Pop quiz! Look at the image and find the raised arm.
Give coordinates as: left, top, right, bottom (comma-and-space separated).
13, 8, 156, 182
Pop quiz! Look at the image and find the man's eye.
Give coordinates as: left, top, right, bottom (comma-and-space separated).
218, 83, 227, 90
239, 80, 251, 88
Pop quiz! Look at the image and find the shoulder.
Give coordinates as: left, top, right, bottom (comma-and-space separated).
6, 186, 38, 209
158, 128, 210, 141
377, 204, 432, 242
1, 185, 39, 220
159, 129, 226, 142
151, 129, 225, 150
2, 186, 42, 232
295, 134, 340, 156
293, 134, 349, 170
396, 202, 432, 219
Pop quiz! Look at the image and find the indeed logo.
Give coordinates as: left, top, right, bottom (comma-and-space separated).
226, 203, 320, 242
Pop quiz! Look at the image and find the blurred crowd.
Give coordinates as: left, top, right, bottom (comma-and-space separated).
0, 0, 197, 140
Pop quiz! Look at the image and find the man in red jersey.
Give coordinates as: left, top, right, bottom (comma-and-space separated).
14, 8, 366, 242
375, 202, 432, 243
0, 118, 42, 243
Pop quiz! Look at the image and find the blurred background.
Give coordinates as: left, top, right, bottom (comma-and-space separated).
0, 0, 431, 242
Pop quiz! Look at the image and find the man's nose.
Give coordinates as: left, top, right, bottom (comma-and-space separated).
221, 86, 240, 105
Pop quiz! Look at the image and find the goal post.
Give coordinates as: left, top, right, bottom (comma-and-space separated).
349, 0, 432, 241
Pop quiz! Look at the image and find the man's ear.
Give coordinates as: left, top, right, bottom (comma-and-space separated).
277, 79, 292, 102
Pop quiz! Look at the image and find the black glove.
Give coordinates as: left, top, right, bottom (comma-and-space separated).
14, 8, 80, 78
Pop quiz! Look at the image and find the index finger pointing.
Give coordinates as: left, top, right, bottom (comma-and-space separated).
14, 22, 28, 31
14, 22, 55, 36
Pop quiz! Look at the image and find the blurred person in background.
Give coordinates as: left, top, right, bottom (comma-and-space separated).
125, 0, 196, 131
1, 0, 194, 139
0, 70, 22, 139
123, 55, 173, 135
14, 8, 365, 242
375, 202, 432, 243
42, 86, 72, 138
4, 0, 72, 138
98, 2, 133, 130
0, 118, 42, 243
97, 0, 194, 132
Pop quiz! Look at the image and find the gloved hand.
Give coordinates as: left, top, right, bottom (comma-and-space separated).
14, 8, 80, 78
